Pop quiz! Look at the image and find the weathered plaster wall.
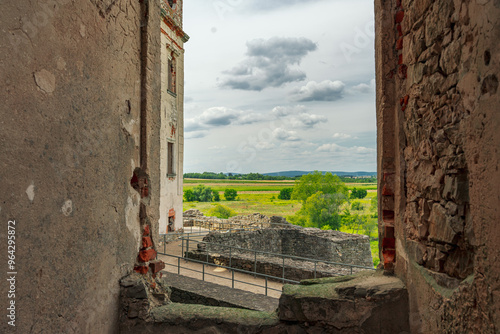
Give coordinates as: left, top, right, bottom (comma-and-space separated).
158, 1, 186, 234
376, 0, 500, 332
0, 0, 161, 332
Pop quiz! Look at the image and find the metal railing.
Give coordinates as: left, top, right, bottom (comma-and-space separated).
158, 227, 375, 295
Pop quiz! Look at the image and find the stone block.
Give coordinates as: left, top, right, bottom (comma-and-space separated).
429, 203, 458, 244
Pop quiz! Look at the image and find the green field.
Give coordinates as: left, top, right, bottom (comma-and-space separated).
182, 178, 379, 266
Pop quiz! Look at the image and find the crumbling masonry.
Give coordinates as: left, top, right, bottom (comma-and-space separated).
0, 0, 499, 333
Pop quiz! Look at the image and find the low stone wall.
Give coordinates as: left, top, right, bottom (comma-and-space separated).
186, 251, 364, 283
200, 228, 373, 267
183, 210, 296, 231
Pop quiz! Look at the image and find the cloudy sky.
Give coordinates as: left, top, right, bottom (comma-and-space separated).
183, 0, 376, 174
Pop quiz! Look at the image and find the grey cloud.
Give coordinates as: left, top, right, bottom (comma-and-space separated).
185, 107, 269, 133
222, 37, 317, 91
292, 80, 345, 102
290, 113, 328, 128
350, 79, 376, 94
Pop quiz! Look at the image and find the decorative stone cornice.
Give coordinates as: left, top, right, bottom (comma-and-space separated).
160, 1, 189, 43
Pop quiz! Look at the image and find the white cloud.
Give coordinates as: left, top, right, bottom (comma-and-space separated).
332, 133, 354, 139
291, 80, 345, 102
350, 79, 376, 94
317, 143, 375, 154
273, 128, 300, 141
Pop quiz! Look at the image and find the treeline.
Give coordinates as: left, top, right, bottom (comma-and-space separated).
184, 172, 376, 183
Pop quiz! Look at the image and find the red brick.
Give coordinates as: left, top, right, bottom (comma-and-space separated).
142, 237, 153, 249
150, 260, 166, 274
395, 10, 404, 23
396, 24, 403, 37
134, 265, 148, 275
385, 225, 395, 239
382, 184, 394, 196
396, 38, 403, 50
143, 225, 150, 236
382, 237, 396, 249
398, 54, 403, 64
138, 249, 157, 263
383, 250, 396, 265
403, 95, 409, 105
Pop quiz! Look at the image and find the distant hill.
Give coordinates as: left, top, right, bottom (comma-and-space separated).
262, 171, 377, 178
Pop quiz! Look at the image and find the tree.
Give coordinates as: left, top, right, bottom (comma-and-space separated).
291, 192, 348, 229
292, 171, 348, 202
278, 188, 293, 200
184, 189, 196, 202
224, 188, 238, 201
350, 187, 368, 199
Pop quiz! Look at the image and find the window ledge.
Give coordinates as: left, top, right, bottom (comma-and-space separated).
167, 174, 177, 178
167, 90, 177, 98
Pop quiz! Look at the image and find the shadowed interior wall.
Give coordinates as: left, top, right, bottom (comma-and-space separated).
375, 0, 500, 332
0, 0, 161, 332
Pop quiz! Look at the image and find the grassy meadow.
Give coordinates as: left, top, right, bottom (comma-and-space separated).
183, 178, 379, 266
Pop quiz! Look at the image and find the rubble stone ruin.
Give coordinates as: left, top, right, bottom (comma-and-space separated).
0, 0, 498, 333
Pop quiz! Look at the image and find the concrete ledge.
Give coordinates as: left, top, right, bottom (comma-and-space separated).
279, 270, 410, 333
164, 272, 279, 312
120, 303, 279, 334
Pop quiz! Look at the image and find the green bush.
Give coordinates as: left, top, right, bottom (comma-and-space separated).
224, 188, 238, 201
278, 188, 293, 200
184, 185, 214, 202
351, 201, 363, 211
350, 187, 368, 199
207, 204, 237, 219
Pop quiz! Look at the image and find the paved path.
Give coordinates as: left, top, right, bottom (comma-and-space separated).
158, 230, 283, 299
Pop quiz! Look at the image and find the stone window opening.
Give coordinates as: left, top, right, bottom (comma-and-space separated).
167, 141, 175, 177
167, 0, 177, 10
168, 55, 177, 95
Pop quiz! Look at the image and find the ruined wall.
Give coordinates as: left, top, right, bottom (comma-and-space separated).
0, 0, 161, 332
376, 0, 500, 332
201, 228, 373, 267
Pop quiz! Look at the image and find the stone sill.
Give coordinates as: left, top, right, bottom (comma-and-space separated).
167, 90, 177, 98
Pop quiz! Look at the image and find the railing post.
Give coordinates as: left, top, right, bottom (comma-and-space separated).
232, 270, 234, 289
181, 237, 184, 258
282, 256, 285, 284
265, 276, 268, 296
229, 246, 232, 268
186, 234, 190, 256
177, 257, 180, 275
314, 261, 317, 279
254, 250, 257, 278
202, 263, 205, 281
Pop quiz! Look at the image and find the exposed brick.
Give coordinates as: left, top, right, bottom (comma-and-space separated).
150, 260, 166, 274
395, 10, 404, 23
382, 184, 394, 196
398, 54, 403, 64
385, 225, 395, 239
382, 238, 396, 249
143, 225, 150, 236
142, 237, 153, 249
397, 24, 403, 37
134, 265, 148, 275
396, 38, 403, 50
138, 249, 157, 263
383, 250, 396, 265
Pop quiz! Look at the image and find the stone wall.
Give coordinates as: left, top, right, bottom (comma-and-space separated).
0, 1, 164, 333
376, 0, 500, 332
200, 228, 373, 267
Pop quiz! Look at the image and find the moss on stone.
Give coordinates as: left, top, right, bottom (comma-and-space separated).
300, 275, 356, 286
151, 303, 279, 326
